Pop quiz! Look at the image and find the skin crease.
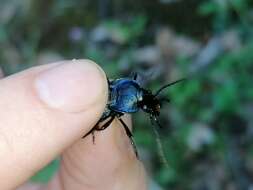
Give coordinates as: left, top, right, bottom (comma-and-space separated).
0, 60, 147, 190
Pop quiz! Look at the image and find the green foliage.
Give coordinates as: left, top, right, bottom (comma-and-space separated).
199, 0, 252, 31
0, 0, 253, 189
103, 15, 147, 44
31, 159, 59, 183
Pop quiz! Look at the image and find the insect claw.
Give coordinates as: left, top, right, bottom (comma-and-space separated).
82, 129, 93, 139
92, 131, 95, 144
96, 116, 115, 131
82, 114, 114, 141
131, 140, 139, 158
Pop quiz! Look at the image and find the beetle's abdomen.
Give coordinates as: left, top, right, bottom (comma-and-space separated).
109, 79, 142, 113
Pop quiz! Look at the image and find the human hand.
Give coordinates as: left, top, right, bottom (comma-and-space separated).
0, 60, 147, 190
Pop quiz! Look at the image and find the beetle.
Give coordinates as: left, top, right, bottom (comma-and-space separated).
83, 74, 185, 156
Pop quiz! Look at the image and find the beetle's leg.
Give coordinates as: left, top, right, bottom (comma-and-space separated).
133, 73, 138, 80
118, 117, 138, 158
107, 77, 111, 85
91, 131, 95, 144
82, 113, 113, 139
95, 116, 115, 131
82, 119, 100, 139
91, 116, 115, 144
129, 71, 139, 80
82, 121, 98, 139
132, 72, 140, 81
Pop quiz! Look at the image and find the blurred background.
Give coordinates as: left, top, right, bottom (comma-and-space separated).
0, 0, 253, 189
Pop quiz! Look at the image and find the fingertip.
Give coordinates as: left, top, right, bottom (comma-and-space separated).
34, 59, 108, 113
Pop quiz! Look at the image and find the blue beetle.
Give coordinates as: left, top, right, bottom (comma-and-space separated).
83, 74, 185, 156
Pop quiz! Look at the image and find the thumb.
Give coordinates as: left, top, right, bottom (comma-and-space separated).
0, 59, 107, 189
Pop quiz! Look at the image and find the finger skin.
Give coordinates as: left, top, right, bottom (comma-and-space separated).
16, 183, 42, 190
47, 115, 148, 190
0, 67, 4, 78
0, 60, 108, 189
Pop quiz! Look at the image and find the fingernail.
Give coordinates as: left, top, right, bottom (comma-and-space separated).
35, 59, 106, 112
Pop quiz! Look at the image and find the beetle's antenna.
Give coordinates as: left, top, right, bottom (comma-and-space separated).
150, 116, 169, 168
154, 78, 186, 97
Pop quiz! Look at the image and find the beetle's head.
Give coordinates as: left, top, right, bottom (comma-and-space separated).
138, 90, 161, 116
138, 78, 185, 116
